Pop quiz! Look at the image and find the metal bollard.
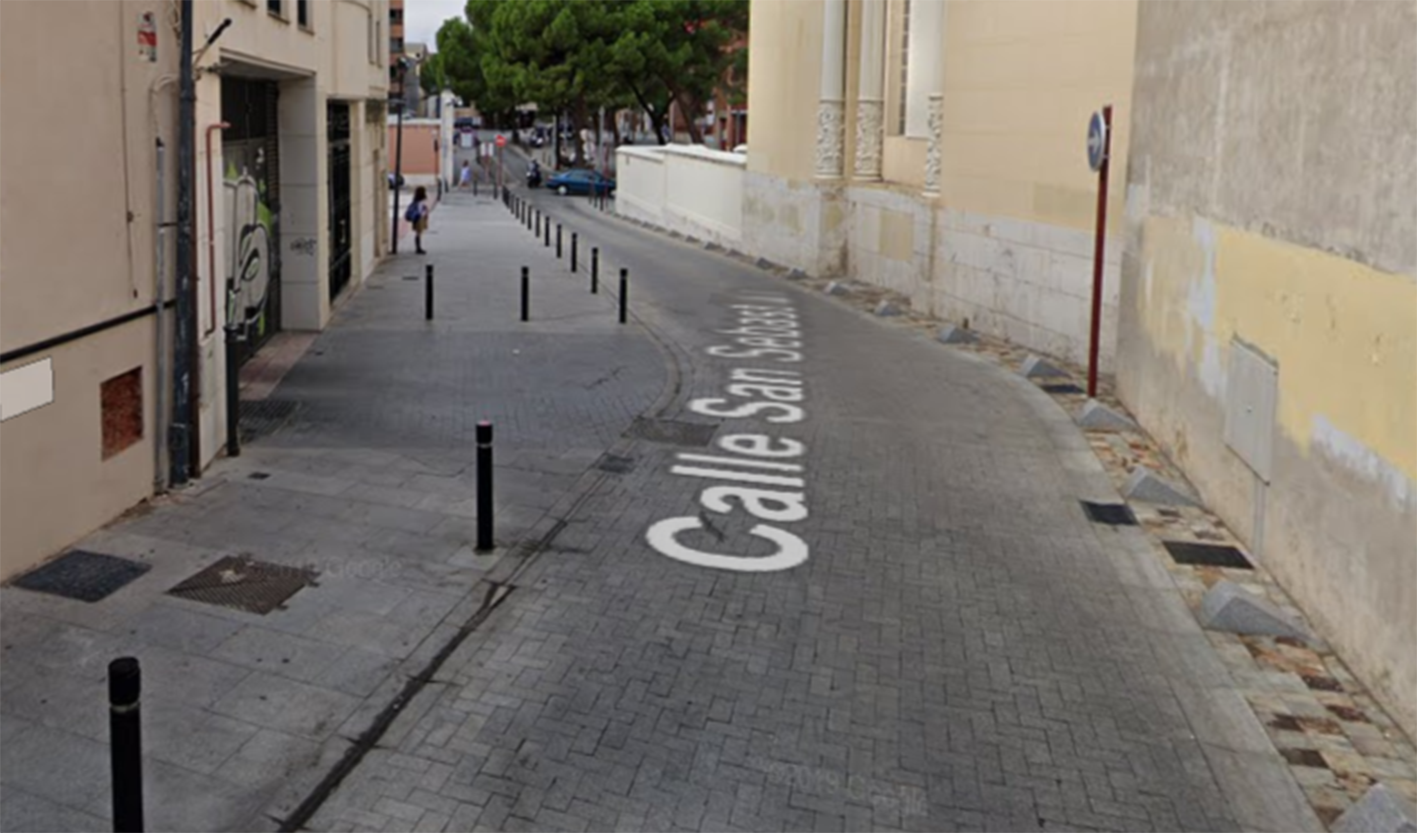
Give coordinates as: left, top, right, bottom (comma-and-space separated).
556, 224, 562, 259
476, 421, 494, 552
224, 321, 242, 459
571, 233, 578, 273
425, 263, 434, 321
520, 266, 529, 322
544, 218, 550, 247
619, 268, 628, 324
109, 658, 144, 833
535, 211, 541, 237
591, 248, 599, 294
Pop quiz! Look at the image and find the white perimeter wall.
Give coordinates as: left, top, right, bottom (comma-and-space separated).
615, 145, 745, 248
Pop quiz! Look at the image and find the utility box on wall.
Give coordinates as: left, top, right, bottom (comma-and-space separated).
1224, 338, 1279, 483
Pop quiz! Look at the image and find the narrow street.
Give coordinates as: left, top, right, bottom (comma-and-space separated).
299, 178, 1287, 833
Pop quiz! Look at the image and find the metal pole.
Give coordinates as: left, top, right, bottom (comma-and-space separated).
391, 64, 407, 255
224, 320, 241, 458
535, 211, 541, 237
170, 0, 196, 487
1087, 105, 1112, 400
618, 268, 628, 324
425, 264, 434, 321
520, 267, 529, 322
109, 658, 144, 833
591, 248, 599, 293
556, 224, 562, 259
571, 233, 578, 273
544, 218, 550, 248
476, 421, 494, 552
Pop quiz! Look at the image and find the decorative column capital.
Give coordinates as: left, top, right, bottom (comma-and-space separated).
815, 99, 846, 179
853, 100, 884, 181
923, 93, 944, 197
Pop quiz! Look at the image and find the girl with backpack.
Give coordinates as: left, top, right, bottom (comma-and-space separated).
405, 186, 430, 254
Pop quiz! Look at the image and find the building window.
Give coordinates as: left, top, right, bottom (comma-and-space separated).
101, 368, 143, 460
390, 37, 403, 54
390, 7, 403, 23
267, 0, 283, 18
297, 0, 309, 29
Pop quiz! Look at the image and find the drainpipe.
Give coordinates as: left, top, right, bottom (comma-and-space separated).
170, 0, 196, 486
153, 139, 169, 492
204, 122, 230, 337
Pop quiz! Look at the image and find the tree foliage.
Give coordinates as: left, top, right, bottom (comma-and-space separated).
441, 0, 746, 148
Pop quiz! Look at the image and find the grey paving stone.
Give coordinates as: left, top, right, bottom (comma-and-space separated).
0, 786, 107, 833
1123, 465, 1201, 507
1333, 783, 1417, 833
1198, 582, 1314, 646
1019, 354, 1068, 378
824, 281, 850, 296
874, 301, 903, 317
210, 671, 362, 740
212, 625, 349, 682
936, 325, 977, 345
1077, 400, 1139, 432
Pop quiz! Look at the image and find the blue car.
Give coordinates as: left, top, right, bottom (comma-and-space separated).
546, 169, 616, 197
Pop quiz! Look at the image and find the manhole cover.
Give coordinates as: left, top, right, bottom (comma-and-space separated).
1162, 540, 1252, 570
239, 399, 300, 443
167, 555, 317, 614
1080, 501, 1137, 526
597, 454, 635, 474
623, 417, 718, 447
1042, 383, 1085, 395
13, 550, 150, 603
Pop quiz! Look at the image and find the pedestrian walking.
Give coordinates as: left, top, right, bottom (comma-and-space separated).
405, 185, 430, 254
459, 160, 472, 190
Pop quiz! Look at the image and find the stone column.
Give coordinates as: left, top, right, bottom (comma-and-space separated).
815, 0, 847, 179
853, 0, 886, 181
923, 93, 944, 197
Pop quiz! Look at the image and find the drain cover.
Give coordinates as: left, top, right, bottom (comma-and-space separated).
167, 555, 317, 614
1080, 501, 1137, 526
13, 550, 150, 603
597, 454, 635, 474
239, 399, 299, 442
623, 417, 718, 447
1043, 383, 1085, 395
1163, 540, 1252, 569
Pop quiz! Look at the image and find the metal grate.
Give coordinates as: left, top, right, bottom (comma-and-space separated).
1162, 540, 1252, 570
623, 417, 718, 447
1042, 383, 1085, 395
13, 550, 150, 603
1080, 501, 1138, 526
596, 454, 636, 474
239, 398, 299, 442
167, 555, 317, 614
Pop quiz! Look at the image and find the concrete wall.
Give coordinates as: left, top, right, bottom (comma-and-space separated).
615, 145, 746, 249
1117, 0, 1417, 738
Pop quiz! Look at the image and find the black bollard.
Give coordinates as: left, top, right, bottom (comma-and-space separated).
535, 211, 541, 237
619, 268, 628, 324
109, 657, 144, 833
556, 224, 562, 259
544, 218, 550, 248
571, 233, 578, 273
520, 266, 529, 322
224, 322, 242, 459
425, 263, 434, 321
591, 248, 599, 294
476, 421, 494, 552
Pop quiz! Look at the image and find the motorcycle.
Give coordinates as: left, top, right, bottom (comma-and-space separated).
526, 163, 543, 189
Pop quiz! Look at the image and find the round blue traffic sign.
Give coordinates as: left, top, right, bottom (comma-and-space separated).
1087, 110, 1109, 172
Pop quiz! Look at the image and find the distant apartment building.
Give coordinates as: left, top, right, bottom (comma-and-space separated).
0, 0, 390, 578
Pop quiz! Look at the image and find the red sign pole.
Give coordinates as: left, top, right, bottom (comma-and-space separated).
1086, 105, 1113, 400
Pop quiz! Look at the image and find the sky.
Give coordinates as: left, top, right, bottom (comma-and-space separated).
403, 0, 467, 51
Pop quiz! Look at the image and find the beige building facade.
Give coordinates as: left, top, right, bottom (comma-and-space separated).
745, 0, 1137, 369
1117, 0, 1417, 738
0, 0, 390, 579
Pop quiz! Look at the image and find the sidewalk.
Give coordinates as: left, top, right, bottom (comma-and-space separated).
0, 193, 666, 831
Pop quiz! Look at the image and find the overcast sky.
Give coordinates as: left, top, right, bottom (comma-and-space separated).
404, 0, 467, 51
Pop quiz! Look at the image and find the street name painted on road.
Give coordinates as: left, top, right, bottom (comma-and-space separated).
646, 292, 812, 573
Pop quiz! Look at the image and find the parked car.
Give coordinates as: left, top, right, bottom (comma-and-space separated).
546, 169, 616, 197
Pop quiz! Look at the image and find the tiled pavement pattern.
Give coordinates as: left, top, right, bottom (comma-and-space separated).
0, 193, 664, 832
303, 183, 1329, 832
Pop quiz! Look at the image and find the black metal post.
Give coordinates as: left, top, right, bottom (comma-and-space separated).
224, 323, 241, 458
535, 211, 541, 237
170, 0, 196, 486
109, 658, 144, 833
476, 421, 494, 552
556, 224, 562, 259
591, 248, 599, 294
544, 218, 550, 248
520, 267, 529, 322
618, 268, 628, 324
391, 62, 407, 255
425, 264, 434, 321
571, 233, 578, 273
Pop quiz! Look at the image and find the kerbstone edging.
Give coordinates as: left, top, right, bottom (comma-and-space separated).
1332, 784, 1417, 833
1078, 399, 1140, 432
874, 301, 903, 317
1199, 580, 1316, 644
824, 281, 850, 296
936, 325, 977, 345
1020, 355, 1067, 378
1124, 465, 1201, 507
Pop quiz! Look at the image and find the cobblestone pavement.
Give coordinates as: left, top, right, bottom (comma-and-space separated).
302, 183, 1328, 833
0, 192, 665, 832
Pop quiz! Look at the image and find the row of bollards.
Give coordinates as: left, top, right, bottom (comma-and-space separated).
501, 190, 628, 325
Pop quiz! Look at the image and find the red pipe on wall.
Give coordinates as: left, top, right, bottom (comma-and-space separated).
204, 122, 231, 336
